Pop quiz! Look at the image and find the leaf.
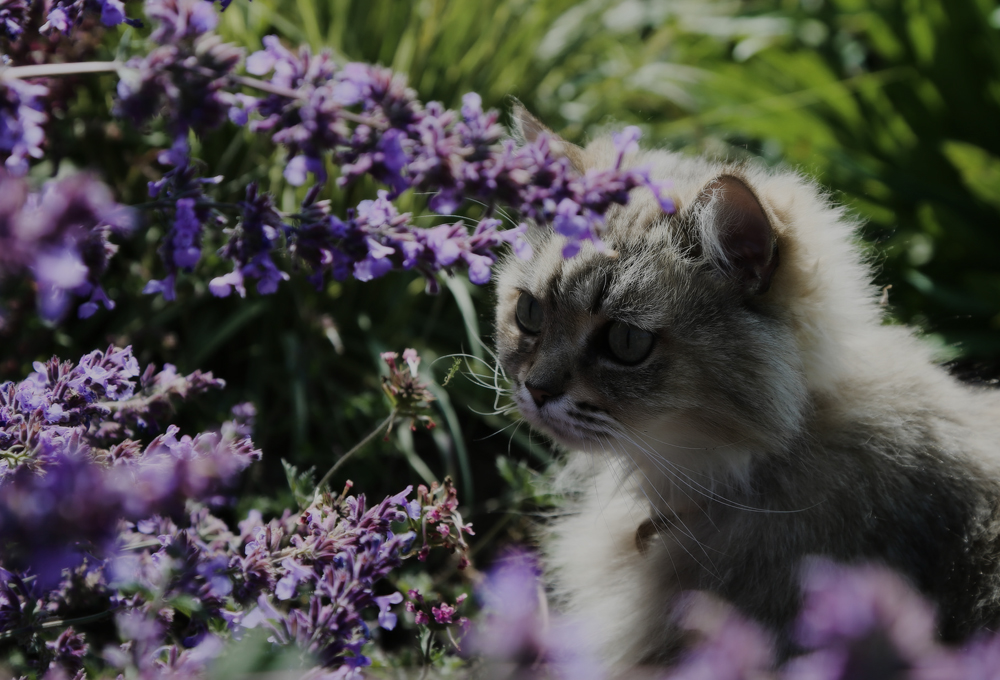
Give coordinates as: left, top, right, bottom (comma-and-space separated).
941, 140, 1000, 211
282, 458, 317, 509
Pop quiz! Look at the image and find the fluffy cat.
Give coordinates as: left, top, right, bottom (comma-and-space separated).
493, 106, 1000, 667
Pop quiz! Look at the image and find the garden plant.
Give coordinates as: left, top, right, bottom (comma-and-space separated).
3, 0, 1000, 678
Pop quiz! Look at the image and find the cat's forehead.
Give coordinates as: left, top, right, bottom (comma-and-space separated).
501, 220, 689, 330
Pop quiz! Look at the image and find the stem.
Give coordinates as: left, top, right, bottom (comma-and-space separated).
228, 75, 384, 127
229, 74, 303, 100
0, 61, 120, 81
0, 609, 113, 641
317, 409, 396, 491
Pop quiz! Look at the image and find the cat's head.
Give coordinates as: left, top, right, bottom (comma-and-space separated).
495, 107, 880, 468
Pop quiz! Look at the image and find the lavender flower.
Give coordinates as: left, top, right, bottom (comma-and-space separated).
116, 0, 243, 154
0, 78, 47, 176
0, 346, 254, 586
37, 0, 143, 34
239, 490, 417, 668
143, 143, 224, 300
235, 37, 673, 286
45, 626, 88, 674
0, 0, 27, 39
0, 170, 130, 320
471, 548, 606, 680
210, 183, 290, 297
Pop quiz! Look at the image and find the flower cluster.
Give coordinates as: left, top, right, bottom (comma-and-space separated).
209, 183, 290, 297
0, 0, 139, 42
0, 0, 28, 40
408, 477, 474, 565
406, 589, 469, 627
0, 345, 257, 584
42, 0, 143, 34
4, 0, 677, 308
236, 39, 676, 279
471, 549, 604, 680
0, 77, 46, 175
116, 0, 242, 148
0, 345, 481, 678
380, 348, 436, 431
237, 488, 416, 669
0, 170, 130, 320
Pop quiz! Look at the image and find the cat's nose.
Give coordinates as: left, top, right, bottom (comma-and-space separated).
526, 382, 562, 407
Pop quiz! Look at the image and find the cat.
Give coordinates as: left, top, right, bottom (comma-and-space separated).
492, 105, 1000, 667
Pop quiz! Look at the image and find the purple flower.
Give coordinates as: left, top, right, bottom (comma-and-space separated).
143, 274, 177, 301
275, 557, 313, 600
375, 592, 403, 630
208, 269, 246, 298
0, 0, 27, 39
116, 0, 241, 141
212, 184, 290, 295
147, 0, 218, 44
0, 171, 129, 320
171, 198, 203, 269
45, 627, 88, 674
0, 79, 47, 176
100, 0, 127, 26
35, 0, 141, 33
472, 549, 605, 680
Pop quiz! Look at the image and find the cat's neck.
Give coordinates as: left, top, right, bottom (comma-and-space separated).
614, 415, 756, 517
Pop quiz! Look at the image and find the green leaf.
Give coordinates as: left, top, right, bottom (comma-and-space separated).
941, 140, 1000, 211
282, 458, 317, 509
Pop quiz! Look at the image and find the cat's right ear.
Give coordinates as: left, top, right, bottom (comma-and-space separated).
510, 100, 585, 173
695, 175, 779, 296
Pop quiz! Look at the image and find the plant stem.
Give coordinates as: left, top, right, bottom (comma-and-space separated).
0, 61, 120, 80
0, 610, 113, 641
229, 74, 303, 100
317, 409, 396, 491
228, 75, 383, 127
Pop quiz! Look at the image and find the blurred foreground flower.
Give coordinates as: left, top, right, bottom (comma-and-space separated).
0, 170, 131, 320
470, 549, 607, 680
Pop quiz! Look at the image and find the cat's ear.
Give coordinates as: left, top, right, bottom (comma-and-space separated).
510, 100, 585, 173
697, 175, 779, 295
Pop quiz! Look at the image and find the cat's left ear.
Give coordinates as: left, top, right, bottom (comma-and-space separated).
510, 100, 585, 173
698, 175, 779, 295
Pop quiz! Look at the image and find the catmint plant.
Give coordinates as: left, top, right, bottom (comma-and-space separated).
1, 0, 676, 311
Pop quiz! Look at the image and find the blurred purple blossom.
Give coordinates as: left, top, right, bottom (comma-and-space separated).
34, 0, 143, 35
0, 78, 47, 176
0, 346, 256, 586
0, 0, 28, 39
116, 0, 242, 154
471, 548, 606, 680
0, 170, 130, 320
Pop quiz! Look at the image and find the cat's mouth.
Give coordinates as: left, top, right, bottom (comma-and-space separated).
515, 386, 617, 449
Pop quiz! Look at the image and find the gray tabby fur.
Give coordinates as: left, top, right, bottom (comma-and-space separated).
493, 108, 1000, 666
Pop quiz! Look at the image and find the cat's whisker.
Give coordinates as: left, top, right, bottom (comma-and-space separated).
474, 418, 524, 441
614, 424, 791, 515
607, 428, 725, 537
602, 435, 723, 579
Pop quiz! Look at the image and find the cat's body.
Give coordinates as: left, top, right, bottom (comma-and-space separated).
493, 111, 1000, 666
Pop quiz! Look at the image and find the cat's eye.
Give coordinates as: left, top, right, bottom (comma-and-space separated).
515, 293, 543, 334
607, 322, 654, 364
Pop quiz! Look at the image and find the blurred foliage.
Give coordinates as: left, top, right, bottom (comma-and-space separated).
524, 0, 1000, 364
2, 0, 1000, 578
